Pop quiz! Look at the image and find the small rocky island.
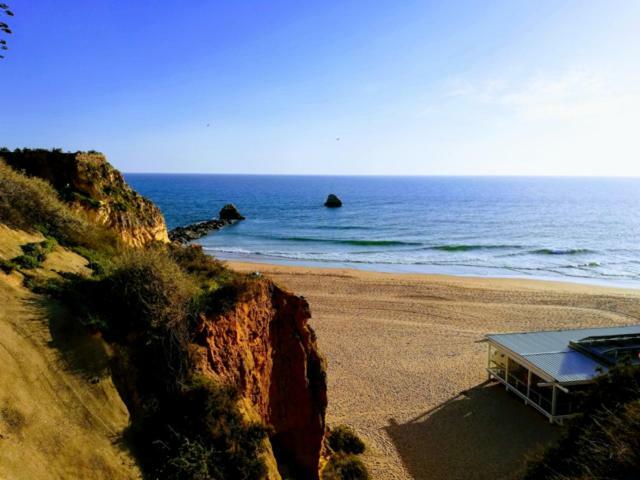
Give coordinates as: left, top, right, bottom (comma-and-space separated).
324, 193, 342, 208
219, 203, 246, 221
169, 203, 245, 243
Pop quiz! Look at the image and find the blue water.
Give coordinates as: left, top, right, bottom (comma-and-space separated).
126, 174, 640, 287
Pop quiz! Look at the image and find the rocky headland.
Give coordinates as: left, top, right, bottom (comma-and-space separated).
1, 148, 169, 247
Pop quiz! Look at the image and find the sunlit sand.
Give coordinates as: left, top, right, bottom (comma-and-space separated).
231, 261, 640, 480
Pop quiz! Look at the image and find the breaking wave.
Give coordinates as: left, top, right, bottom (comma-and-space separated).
430, 244, 522, 252
531, 248, 594, 256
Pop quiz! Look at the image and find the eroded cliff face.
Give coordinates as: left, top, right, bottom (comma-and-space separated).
1, 151, 329, 477
2, 149, 168, 247
192, 279, 328, 480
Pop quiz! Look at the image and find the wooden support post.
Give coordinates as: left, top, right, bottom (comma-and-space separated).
487, 344, 492, 379
550, 384, 557, 423
505, 355, 510, 390
526, 370, 532, 406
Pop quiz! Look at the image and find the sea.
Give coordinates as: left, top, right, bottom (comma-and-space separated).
126, 174, 640, 288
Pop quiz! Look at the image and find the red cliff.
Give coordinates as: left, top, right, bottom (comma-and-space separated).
192, 279, 328, 479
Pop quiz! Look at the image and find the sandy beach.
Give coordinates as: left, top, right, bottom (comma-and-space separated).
229, 262, 640, 480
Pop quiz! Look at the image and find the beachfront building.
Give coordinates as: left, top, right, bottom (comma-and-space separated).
485, 325, 640, 424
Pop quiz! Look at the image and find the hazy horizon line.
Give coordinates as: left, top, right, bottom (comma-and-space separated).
123, 171, 640, 179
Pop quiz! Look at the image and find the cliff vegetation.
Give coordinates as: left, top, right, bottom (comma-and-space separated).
1, 148, 169, 247
0, 223, 139, 479
0, 152, 333, 479
523, 365, 640, 480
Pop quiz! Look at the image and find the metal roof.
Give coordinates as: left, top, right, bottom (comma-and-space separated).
486, 325, 640, 384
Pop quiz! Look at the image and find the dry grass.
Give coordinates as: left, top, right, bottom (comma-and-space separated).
0, 224, 43, 259
0, 224, 92, 281
230, 261, 640, 480
0, 159, 120, 253
41, 244, 92, 276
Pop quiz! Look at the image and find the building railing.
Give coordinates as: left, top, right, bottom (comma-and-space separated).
506, 372, 527, 395
487, 366, 553, 417
487, 345, 584, 425
487, 365, 581, 425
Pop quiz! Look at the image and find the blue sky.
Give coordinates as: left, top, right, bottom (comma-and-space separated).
2, 1, 640, 175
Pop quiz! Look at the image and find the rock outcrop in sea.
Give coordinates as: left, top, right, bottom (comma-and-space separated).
1, 148, 169, 247
219, 203, 245, 221
169, 204, 246, 244
324, 193, 342, 208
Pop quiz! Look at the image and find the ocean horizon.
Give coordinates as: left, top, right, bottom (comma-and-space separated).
127, 173, 640, 288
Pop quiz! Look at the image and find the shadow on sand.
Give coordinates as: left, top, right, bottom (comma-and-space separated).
385, 382, 562, 480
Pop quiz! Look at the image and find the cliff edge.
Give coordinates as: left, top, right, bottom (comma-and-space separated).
1, 148, 168, 247
0, 153, 329, 479
193, 280, 327, 479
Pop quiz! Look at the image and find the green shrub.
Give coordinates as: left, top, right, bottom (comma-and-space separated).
524, 364, 640, 480
0, 258, 16, 273
53, 248, 196, 368
322, 453, 369, 480
86, 249, 196, 340
189, 271, 260, 320
53, 249, 271, 479
327, 426, 366, 455
22, 275, 68, 295
168, 243, 231, 289
175, 377, 268, 478
167, 244, 259, 315
70, 191, 102, 209
129, 376, 269, 480
11, 237, 57, 269
70, 245, 114, 276
12, 254, 40, 269
166, 435, 215, 480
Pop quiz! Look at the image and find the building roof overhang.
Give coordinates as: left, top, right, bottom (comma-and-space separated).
486, 325, 640, 385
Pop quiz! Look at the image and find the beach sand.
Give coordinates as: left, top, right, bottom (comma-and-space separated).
229, 262, 640, 480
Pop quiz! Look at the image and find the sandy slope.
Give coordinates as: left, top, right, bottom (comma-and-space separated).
0, 226, 139, 479
230, 261, 640, 480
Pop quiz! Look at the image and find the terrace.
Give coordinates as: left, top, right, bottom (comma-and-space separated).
485, 325, 640, 424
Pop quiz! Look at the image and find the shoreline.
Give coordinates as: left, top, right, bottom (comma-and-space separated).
227, 260, 640, 479
222, 255, 640, 292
